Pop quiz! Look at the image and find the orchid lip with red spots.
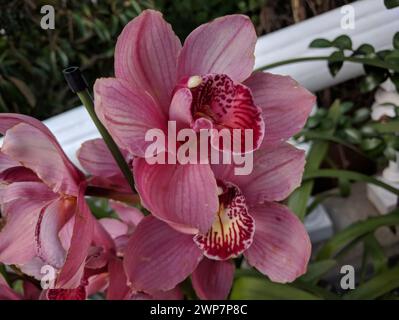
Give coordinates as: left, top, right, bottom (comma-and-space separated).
193, 181, 255, 261
187, 74, 265, 154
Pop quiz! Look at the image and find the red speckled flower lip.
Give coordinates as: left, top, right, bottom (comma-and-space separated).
188, 74, 264, 154
194, 181, 255, 260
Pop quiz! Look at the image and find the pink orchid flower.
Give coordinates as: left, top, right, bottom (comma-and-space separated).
0, 114, 94, 289
94, 9, 315, 234
124, 142, 312, 299
45, 202, 181, 300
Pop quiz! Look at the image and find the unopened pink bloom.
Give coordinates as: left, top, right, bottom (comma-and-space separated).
94, 10, 315, 234
125, 142, 312, 299
0, 114, 94, 289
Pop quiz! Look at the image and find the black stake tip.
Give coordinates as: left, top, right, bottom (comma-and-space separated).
63, 66, 88, 93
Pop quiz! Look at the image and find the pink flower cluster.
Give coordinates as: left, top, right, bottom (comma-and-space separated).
0, 10, 315, 300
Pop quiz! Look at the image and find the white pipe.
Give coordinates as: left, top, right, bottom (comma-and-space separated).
254, 0, 399, 91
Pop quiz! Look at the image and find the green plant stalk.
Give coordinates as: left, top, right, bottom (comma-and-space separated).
343, 265, 399, 300
77, 90, 136, 193
303, 169, 399, 196
316, 208, 399, 260
370, 120, 399, 133
288, 100, 341, 221
255, 55, 399, 72
288, 141, 329, 221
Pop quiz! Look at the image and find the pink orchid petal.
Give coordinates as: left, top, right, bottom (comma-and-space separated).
59, 217, 74, 251
0, 167, 39, 183
77, 139, 128, 185
0, 114, 83, 185
86, 273, 109, 297
0, 181, 57, 204
177, 15, 257, 82
19, 257, 47, 280
192, 258, 235, 300
130, 286, 183, 300
107, 258, 130, 300
244, 202, 311, 283
0, 151, 19, 172
109, 201, 144, 228
93, 219, 115, 251
2, 123, 80, 195
115, 9, 181, 114
124, 216, 203, 293
169, 88, 194, 131
0, 182, 57, 265
99, 218, 129, 240
212, 142, 305, 203
56, 184, 94, 289
36, 198, 75, 269
152, 287, 183, 300
133, 157, 218, 234
94, 77, 167, 157
244, 72, 316, 145
86, 220, 118, 267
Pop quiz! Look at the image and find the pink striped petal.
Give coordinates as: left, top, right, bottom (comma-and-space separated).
109, 201, 144, 228
168, 88, 193, 131
19, 257, 46, 280
86, 273, 109, 297
192, 258, 235, 300
0, 114, 83, 185
56, 184, 94, 289
77, 139, 130, 192
177, 15, 257, 83
107, 258, 130, 300
0, 181, 57, 204
133, 157, 218, 234
99, 218, 128, 240
0, 182, 57, 265
115, 9, 181, 114
35, 198, 75, 269
84, 221, 115, 270
244, 202, 311, 283
0, 167, 39, 183
2, 123, 80, 195
94, 78, 167, 157
244, 72, 316, 145
130, 287, 183, 300
212, 142, 305, 204
0, 151, 19, 172
124, 216, 203, 293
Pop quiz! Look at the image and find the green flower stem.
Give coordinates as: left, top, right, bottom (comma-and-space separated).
77, 90, 136, 193
255, 56, 399, 72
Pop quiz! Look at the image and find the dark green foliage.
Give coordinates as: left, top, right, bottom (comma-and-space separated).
0, 0, 151, 119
